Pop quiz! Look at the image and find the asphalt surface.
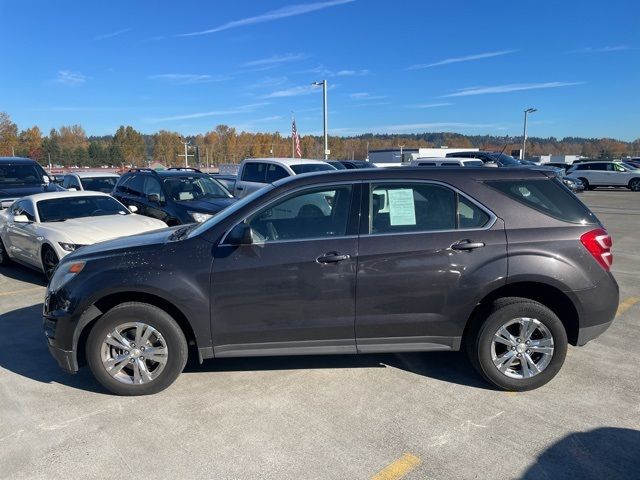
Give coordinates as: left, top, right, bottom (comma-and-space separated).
1, 190, 639, 480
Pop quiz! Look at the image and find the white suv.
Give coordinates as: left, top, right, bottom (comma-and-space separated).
233, 158, 335, 198
567, 161, 640, 191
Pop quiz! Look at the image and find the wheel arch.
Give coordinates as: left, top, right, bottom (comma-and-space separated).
463, 282, 580, 346
76, 291, 198, 368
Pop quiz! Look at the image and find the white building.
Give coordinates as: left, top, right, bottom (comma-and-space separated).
368, 147, 479, 165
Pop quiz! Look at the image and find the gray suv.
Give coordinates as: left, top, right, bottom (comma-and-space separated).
43, 168, 618, 395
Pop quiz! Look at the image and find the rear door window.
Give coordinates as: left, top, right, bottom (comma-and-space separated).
266, 164, 289, 182
486, 179, 598, 224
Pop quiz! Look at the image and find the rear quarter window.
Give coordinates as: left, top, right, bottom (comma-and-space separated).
486, 179, 598, 224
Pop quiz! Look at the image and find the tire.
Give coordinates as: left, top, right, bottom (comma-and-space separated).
86, 302, 188, 396
466, 298, 568, 391
629, 178, 640, 192
578, 178, 593, 191
0, 237, 11, 265
41, 245, 59, 280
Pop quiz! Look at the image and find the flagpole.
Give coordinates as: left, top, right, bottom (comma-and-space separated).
291, 112, 295, 159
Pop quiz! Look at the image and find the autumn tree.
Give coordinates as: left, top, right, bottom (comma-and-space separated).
113, 126, 146, 166
17, 126, 43, 161
0, 112, 19, 156
153, 130, 182, 164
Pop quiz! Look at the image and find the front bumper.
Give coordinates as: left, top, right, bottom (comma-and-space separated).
47, 344, 78, 373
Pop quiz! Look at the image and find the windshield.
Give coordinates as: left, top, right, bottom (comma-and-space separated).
163, 175, 233, 202
81, 176, 118, 193
187, 185, 273, 238
37, 196, 130, 222
0, 163, 46, 185
622, 162, 639, 170
290, 164, 335, 174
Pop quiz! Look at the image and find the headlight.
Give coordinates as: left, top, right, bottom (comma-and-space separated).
189, 211, 213, 223
48, 261, 85, 292
58, 242, 85, 252
563, 179, 576, 186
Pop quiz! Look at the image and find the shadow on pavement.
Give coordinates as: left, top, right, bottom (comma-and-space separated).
185, 349, 491, 390
522, 427, 640, 479
0, 264, 47, 286
0, 303, 103, 394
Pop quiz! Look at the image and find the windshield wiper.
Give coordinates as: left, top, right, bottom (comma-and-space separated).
45, 219, 67, 222
169, 224, 195, 241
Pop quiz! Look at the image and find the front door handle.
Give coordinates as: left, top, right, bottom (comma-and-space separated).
451, 240, 485, 251
316, 252, 351, 264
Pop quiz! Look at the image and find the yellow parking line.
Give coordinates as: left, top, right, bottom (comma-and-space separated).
372, 453, 422, 480
617, 297, 639, 316
0, 286, 44, 297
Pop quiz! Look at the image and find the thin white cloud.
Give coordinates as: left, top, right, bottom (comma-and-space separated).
94, 28, 132, 40
244, 53, 308, 67
408, 50, 517, 70
442, 81, 584, 97
177, 0, 355, 37
252, 115, 283, 122
406, 102, 454, 109
146, 103, 269, 122
349, 92, 387, 100
262, 85, 318, 98
147, 74, 231, 84
304, 65, 369, 77
337, 122, 499, 135
569, 45, 631, 54
55, 70, 87, 86
49, 106, 127, 112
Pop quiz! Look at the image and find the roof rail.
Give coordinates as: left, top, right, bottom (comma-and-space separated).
127, 168, 156, 173
167, 167, 202, 173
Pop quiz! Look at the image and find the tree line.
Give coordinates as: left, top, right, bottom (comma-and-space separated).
1, 112, 638, 168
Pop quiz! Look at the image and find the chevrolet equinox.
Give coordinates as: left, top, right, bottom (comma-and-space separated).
43, 168, 619, 395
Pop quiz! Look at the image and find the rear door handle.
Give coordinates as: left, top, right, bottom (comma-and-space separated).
316, 252, 351, 264
451, 240, 485, 251
236, 186, 244, 190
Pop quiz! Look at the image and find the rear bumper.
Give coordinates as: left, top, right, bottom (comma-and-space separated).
571, 273, 619, 346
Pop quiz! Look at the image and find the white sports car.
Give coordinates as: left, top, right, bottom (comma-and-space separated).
0, 191, 167, 278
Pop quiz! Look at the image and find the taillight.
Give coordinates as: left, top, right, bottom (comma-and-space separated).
580, 228, 613, 271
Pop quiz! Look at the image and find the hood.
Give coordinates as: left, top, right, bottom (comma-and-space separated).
175, 196, 237, 213
43, 214, 167, 246
0, 183, 64, 200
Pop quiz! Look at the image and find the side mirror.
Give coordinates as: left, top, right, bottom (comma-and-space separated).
13, 214, 30, 223
67, 187, 77, 191
42, 175, 50, 184
226, 223, 253, 245
147, 193, 161, 204
129, 205, 139, 213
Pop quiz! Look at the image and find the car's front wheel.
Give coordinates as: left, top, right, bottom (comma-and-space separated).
466, 298, 568, 391
86, 302, 188, 396
0, 237, 11, 266
628, 178, 640, 191
41, 245, 59, 280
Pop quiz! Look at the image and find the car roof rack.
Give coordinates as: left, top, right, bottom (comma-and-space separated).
167, 167, 203, 173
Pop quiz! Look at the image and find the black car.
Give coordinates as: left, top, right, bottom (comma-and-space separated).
0, 157, 64, 208
112, 168, 236, 225
45, 167, 619, 395
209, 173, 237, 193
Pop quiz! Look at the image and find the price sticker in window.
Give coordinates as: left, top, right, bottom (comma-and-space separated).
388, 188, 416, 226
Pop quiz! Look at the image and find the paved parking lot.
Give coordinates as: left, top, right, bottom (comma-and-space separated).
1, 190, 639, 480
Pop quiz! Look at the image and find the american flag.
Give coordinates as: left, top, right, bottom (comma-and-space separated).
292, 119, 302, 158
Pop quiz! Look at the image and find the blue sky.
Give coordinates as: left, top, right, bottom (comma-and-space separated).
1, 0, 639, 140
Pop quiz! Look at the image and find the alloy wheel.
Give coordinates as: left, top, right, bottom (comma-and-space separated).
100, 322, 169, 385
43, 248, 58, 279
490, 317, 555, 379
631, 179, 640, 191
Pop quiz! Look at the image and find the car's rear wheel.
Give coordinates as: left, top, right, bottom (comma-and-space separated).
86, 302, 188, 396
41, 245, 59, 280
0, 237, 11, 265
628, 178, 640, 191
466, 298, 568, 391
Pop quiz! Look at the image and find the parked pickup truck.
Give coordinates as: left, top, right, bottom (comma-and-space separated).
233, 158, 335, 198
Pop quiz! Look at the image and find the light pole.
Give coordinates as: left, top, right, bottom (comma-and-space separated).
522, 107, 537, 160
312, 80, 329, 159
179, 140, 194, 167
